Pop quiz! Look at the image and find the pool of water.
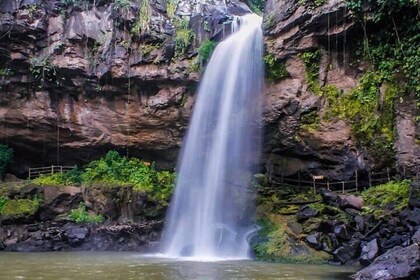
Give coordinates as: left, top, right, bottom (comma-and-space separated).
0, 252, 355, 280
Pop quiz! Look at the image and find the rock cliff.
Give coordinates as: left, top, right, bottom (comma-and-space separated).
0, 0, 419, 180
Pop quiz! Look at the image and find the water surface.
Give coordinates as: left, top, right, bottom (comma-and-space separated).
0, 252, 355, 280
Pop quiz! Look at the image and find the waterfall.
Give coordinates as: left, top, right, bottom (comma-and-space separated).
161, 14, 263, 260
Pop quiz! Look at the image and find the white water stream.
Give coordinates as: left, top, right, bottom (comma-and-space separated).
161, 14, 263, 260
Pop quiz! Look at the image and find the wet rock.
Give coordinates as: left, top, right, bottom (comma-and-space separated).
412, 229, 420, 244
355, 215, 366, 232
333, 224, 351, 241
409, 181, 420, 208
64, 226, 89, 246
306, 232, 321, 249
296, 206, 319, 221
353, 244, 420, 280
407, 208, 420, 226
333, 239, 361, 264
359, 239, 380, 266
320, 189, 339, 206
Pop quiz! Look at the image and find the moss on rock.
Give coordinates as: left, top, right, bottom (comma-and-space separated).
0, 198, 40, 219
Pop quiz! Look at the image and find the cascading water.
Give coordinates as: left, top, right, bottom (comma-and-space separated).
161, 14, 263, 260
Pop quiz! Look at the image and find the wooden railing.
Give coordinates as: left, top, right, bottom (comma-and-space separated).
28, 165, 76, 180
269, 167, 418, 195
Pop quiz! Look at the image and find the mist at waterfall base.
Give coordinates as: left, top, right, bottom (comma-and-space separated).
160, 14, 264, 260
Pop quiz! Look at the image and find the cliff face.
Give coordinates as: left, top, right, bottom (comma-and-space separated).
0, 0, 419, 179
0, 0, 249, 172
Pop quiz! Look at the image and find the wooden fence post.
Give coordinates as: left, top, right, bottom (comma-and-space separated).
342, 181, 345, 194
386, 168, 390, 182
355, 170, 359, 192
313, 178, 316, 194
327, 181, 330, 191
298, 172, 301, 188
368, 172, 372, 188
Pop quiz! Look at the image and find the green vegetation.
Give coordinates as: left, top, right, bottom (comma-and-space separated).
30, 151, 175, 203
362, 180, 410, 219
299, 110, 320, 133
69, 203, 104, 224
264, 54, 289, 83
300, 50, 322, 96
131, 0, 151, 35
174, 18, 195, 57
323, 73, 397, 163
0, 196, 8, 213
245, 0, 265, 15
198, 39, 217, 66
298, 0, 326, 8
166, 0, 177, 18
33, 167, 82, 186
252, 215, 330, 263
346, 0, 420, 102
0, 198, 40, 219
114, 0, 130, 11
29, 56, 57, 88
0, 144, 13, 178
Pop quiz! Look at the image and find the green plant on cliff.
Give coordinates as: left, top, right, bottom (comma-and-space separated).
81, 151, 175, 201
300, 50, 322, 96
299, 0, 326, 8
323, 72, 397, 163
174, 18, 195, 57
166, 0, 178, 18
264, 53, 289, 83
346, 0, 420, 102
69, 203, 104, 224
33, 167, 82, 186
361, 180, 410, 219
0, 145, 13, 178
0, 198, 40, 219
198, 39, 217, 66
131, 0, 151, 36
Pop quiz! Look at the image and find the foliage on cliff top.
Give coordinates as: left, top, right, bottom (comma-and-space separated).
0, 144, 13, 178
33, 167, 82, 186
362, 180, 410, 219
198, 39, 217, 66
264, 54, 289, 83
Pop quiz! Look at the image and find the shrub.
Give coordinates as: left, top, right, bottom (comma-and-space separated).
362, 180, 410, 219
81, 151, 175, 201
0, 144, 13, 177
33, 167, 82, 186
69, 203, 104, 224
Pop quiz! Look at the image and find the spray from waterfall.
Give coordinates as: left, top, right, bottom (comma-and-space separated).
161, 14, 263, 260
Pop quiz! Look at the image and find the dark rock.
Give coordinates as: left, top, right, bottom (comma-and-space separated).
306, 232, 321, 249
353, 244, 420, 280
409, 181, 420, 208
287, 220, 303, 235
64, 226, 89, 246
355, 215, 366, 232
296, 206, 319, 221
360, 239, 380, 266
320, 233, 339, 253
338, 194, 363, 210
407, 208, 420, 226
320, 189, 339, 205
333, 239, 361, 264
412, 229, 420, 244
334, 224, 351, 241
382, 235, 410, 250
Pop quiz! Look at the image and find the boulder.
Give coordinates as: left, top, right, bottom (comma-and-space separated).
353, 244, 420, 280
296, 206, 319, 221
359, 239, 380, 266
333, 239, 361, 264
64, 226, 89, 246
409, 181, 420, 208
338, 194, 363, 210
306, 232, 321, 249
319, 189, 339, 205
407, 208, 420, 226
